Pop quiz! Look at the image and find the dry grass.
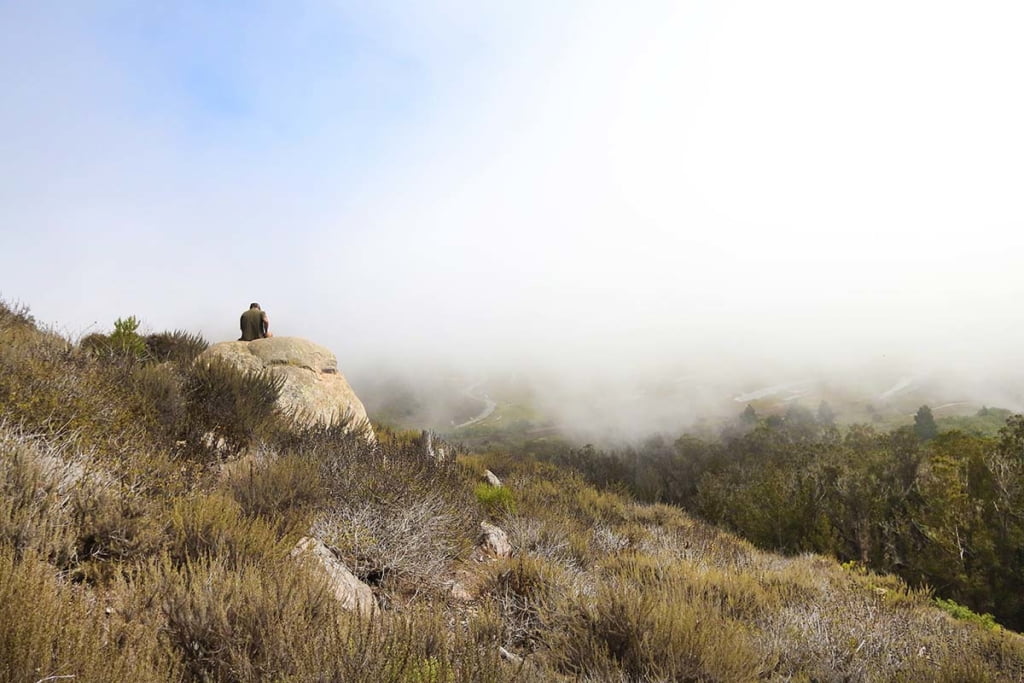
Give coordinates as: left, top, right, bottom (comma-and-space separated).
0, 547, 175, 682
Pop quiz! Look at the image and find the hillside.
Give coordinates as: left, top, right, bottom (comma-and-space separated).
2, 300, 1023, 681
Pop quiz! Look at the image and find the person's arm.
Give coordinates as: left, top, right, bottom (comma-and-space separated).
262, 312, 270, 337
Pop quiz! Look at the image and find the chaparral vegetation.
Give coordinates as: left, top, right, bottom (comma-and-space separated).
2, 298, 1023, 682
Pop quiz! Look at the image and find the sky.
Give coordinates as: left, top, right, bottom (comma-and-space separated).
3, 1, 1024, 386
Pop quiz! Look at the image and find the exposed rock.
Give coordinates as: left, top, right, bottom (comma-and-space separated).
292, 537, 378, 617
447, 568, 479, 602
482, 469, 503, 488
419, 430, 436, 460
498, 646, 524, 665
418, 430, 448, 462
479, 521, 512, 558
198, 336, 373, 440
450, 581, 474, 602
200, 431, 229, 454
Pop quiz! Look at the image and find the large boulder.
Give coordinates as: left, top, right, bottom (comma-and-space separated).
198, 336, 373, 439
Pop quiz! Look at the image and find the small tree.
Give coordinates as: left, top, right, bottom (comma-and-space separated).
109, 316, 147, 358
914, 405, 938, 441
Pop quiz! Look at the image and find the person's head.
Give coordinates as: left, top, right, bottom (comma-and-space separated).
249, 302, 260, 310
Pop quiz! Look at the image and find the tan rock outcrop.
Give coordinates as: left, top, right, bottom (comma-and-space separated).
198, 336, 373, 440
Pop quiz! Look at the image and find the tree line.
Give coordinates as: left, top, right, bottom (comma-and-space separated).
541, 404, 1024, 630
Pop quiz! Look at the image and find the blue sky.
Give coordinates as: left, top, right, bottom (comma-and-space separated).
2, 1, 1023, 378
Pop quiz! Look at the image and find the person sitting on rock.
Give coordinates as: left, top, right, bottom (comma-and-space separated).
239, 302, 271, 341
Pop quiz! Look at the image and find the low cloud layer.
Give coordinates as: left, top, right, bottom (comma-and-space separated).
3, 1, 1023, 424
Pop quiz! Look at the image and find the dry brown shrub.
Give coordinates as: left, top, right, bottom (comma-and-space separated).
479, 554, 586, 653
546, 575, 764, 681
223, 451, 324, 535
156, 554, 530, 682
754, 555, 1024, 681
129, 362, 188, 444
0, 546, 173, 681
0, 299, 34, 330
144, 329, 209, 364
313, 492, 469, 599
304, 433, 478, 600
71, 478, 163, 580
0, 426, 79, 565
167, 493, 290, 568
158, 554, 338, 680
503, 515, 580, 567
0, 323, 145, 455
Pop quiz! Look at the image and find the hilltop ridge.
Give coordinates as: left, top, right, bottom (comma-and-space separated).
1, 299, 1023, 681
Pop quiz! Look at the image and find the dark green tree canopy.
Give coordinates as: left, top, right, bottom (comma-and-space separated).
914, 405, 938, 441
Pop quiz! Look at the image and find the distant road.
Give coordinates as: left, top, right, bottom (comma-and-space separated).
733, 380, 811, 403
879, 376, 915, 400
454, 382, 497, 429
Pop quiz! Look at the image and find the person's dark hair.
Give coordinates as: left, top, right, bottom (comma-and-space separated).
249, 302, 260, 309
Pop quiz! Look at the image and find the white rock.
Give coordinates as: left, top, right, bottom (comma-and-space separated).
482, 469, 503, 487
450, 581, 474, 602
479, 521, 512, 558
292, 537, 378, 617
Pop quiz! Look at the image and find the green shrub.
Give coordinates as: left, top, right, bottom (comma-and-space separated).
183, 359, 285, 458
475, 482, 516, 517
79, 316, 148, 359
109, 315, 148, 358
935, 597, 1000, 631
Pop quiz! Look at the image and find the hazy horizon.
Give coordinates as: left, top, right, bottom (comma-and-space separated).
3, 1, 1023, 411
